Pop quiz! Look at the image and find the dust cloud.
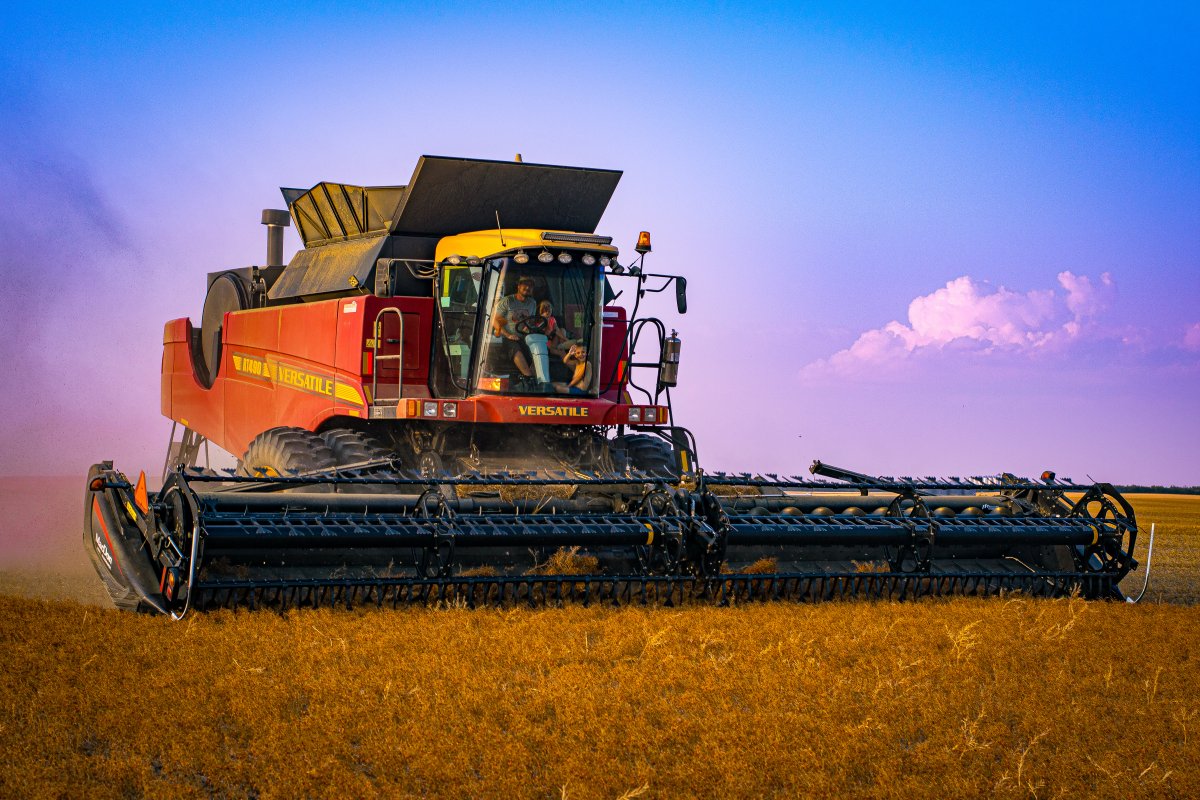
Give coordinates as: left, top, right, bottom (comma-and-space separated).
0, 78, 161, 479
0, 477, 109, 606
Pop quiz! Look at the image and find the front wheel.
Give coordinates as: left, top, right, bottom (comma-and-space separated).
612, 434, 677, 479
238, 427, 337, 489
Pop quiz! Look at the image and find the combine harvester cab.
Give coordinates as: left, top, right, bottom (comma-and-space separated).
84, 156, 1140, 615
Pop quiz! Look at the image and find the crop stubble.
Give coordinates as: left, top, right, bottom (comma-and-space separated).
0, 493, 1197, 798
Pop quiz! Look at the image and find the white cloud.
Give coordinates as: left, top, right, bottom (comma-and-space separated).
1059, 270, 1114, 318
803, 272, 1115, 378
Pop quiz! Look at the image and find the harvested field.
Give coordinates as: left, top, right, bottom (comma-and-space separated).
1120, 494, 1200, 604
3, 596, 1199, 798
0, 488, 1197, 797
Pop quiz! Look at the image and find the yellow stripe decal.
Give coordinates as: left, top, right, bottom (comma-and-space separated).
644, 523, 654, 545
334, 381, 365, 406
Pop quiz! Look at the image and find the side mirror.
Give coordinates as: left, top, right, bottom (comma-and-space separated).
675, 277, 688, 314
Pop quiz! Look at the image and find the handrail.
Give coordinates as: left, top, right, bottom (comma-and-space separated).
371, 308, 405, 406
625, 317, 668, 406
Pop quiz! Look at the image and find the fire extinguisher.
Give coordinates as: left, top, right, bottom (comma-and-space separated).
659, 329, 681, 388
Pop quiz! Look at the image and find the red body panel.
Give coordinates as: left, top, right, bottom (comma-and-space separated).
162, 318, 224, 441
375, 396, 665, 426
162, 295, 650, 459
599, 305, 628, 400
163, 296, 434, 457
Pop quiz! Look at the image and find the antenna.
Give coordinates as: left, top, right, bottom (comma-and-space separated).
495, 210, 507, 248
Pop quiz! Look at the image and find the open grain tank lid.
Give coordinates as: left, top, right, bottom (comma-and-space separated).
269, 156, 623, 301
387, 155, 622, 237
282, 156, 623, 247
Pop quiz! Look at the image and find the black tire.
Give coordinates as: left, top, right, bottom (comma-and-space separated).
238, 427, 337, 478
618, 434, 677, 478
318, 428, 407, 493
319, 429, 394, 467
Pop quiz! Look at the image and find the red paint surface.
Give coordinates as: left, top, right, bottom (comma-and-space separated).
599, 305, 628, 401
162, 295, 647, 458
163, 296, 431, 456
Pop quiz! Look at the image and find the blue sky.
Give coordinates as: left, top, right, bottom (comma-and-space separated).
1, 1, 1197, 481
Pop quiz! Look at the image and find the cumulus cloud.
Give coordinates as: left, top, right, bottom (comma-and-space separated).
803, 272, 1115, 378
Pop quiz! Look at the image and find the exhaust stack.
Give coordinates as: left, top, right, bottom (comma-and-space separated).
261, 209, 290, 266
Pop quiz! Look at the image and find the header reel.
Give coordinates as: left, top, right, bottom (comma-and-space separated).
83, 457, 1139, 616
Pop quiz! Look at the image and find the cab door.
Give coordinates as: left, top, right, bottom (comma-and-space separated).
437, 263, 486, 389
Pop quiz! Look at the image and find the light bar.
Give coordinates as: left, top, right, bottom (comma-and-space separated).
541, 232, 614, 245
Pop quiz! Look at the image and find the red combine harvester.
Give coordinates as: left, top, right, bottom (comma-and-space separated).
85, 156, 1139, 615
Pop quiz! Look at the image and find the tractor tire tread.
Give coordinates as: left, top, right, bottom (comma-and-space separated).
239, 427, 338, 476
319, 428, 408, 492
619, 434, 677, 478
320, 429, 395, 466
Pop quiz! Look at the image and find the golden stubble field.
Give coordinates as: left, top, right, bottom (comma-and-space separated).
0, 491, 1197, 798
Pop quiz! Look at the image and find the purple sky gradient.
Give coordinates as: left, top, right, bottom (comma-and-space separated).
0, 2, 1196, 483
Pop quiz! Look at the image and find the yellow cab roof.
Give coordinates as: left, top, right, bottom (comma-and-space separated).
434, 229, 619, 263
